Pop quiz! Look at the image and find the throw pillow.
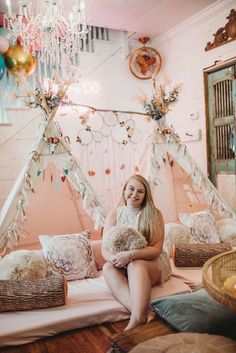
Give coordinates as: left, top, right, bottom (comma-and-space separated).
0, 276, 67, 312
90, 240, 105, 270
179, 209, 220, 243
151, 288, 236, 339
216, 218, 236, 246
172, 242, 232, 267
39, 232, 98, 280
102, 225, 147, 254
163, 223, 192, 256
0, 250, 47, 280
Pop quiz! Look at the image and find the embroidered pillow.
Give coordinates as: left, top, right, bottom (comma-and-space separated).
39, 232, 98, 280
179, 209, 220, 243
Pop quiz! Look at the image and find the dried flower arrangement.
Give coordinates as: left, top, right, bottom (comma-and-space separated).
134, 79, 181, 121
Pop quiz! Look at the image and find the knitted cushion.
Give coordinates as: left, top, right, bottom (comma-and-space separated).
0, 276, 67, 312
172, 242, 232, 267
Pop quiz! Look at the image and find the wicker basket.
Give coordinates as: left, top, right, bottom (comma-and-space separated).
202, 250, 236, 312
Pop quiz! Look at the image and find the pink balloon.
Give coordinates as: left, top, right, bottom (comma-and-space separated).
0, 35, 9, 54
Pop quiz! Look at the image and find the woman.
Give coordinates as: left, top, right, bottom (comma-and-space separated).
102, 174, 171, 330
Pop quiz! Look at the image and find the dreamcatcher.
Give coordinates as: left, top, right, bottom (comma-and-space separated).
76, 110, 143, 145
129, 37, 162, 80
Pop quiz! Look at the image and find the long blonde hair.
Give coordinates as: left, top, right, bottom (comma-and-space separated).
120, 174, 159, 243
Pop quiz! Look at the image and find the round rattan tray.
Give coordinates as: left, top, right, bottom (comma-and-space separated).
202, 249, 236, 312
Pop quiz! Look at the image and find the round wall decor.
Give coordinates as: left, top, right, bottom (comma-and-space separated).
129, 37, 162, 80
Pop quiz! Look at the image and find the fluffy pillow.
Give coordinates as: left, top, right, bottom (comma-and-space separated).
103, 226, 147, 254
0, 250, 47, 280
151, 288, 236, 339
0, 276, 67, 312
39, 232, 98, 280
163, 223, 192, 256
179, 209, 220, 243
216, 218, 236, 245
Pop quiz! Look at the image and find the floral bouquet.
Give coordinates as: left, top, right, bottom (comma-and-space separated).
134, 79, 181, 121
25, 75, 69, 114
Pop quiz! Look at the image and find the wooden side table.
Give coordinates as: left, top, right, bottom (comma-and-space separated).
109, 316, 177, 353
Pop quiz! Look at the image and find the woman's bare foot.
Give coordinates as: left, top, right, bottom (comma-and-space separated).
124, 318, 140, 331
124, 310, 156, 330
147, 309, 156, 323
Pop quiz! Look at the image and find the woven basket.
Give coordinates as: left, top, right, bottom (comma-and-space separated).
202, 250, 236, 312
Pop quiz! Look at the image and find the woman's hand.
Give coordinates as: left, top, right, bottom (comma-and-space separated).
111, 251, 132, 268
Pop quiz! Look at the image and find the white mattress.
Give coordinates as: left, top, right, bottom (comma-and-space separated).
0, 271, 201, 346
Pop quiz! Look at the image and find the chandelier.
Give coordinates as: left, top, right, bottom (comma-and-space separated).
4, 0, 89, 68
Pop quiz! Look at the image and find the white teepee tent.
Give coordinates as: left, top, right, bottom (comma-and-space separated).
148, 117, 236, 219
1, 78, 235, 254
0, 79, 106, 254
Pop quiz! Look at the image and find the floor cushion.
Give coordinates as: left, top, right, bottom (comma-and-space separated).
129, 333, 236, 353
151, 288, 236, 339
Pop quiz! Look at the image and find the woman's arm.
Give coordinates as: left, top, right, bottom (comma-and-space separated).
101, 209, 117, 262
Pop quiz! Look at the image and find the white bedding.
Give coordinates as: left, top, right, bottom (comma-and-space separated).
0, 269, 202, 346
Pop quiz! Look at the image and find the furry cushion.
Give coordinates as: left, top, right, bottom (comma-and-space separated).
103, 225, 147, 254
163, 223, 192, 256
0, 250, 47, 281
216, 218, 236, 246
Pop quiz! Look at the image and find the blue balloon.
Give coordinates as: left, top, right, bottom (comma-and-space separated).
0, 27, 14, 46
0, 54, 6, 80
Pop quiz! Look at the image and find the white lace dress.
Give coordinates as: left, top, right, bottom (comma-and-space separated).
116, 205, 171, 284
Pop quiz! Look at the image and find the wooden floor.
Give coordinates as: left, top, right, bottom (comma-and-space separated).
0, 320, 129, 353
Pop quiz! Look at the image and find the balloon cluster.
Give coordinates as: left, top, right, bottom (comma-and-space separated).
0, 27, 36, 81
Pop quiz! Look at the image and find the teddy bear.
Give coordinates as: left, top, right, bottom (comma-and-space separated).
102, 225, 147, 254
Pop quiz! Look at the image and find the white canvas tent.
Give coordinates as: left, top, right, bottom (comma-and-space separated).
0, 79, 235, 254
148, 117, 236, 219
0, 81, 106, 254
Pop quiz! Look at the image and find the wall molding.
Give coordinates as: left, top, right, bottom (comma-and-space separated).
205, 9, 236, 51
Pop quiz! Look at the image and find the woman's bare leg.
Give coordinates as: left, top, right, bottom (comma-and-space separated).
102, 262, 132, 312
125, 260, 161, 330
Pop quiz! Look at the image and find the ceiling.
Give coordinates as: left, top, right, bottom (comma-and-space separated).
0, 0, 218, 40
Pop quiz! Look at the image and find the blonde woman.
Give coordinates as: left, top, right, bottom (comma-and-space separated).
102, 174, 171, 331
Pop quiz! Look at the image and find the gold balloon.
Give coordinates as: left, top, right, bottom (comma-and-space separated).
5, 43, 36, 77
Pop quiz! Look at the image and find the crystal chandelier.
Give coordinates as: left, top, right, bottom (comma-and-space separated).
4, 0, 89, 68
